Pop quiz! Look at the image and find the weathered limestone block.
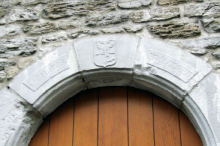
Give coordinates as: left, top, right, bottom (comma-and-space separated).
158, 0, 189, 5
42, 1, 115, 19
68, 29, 99, 39
9, 8, 39, 23
0, 9, 7, 25
0, 71, 6, 82
0, 25, 21, 38
147, 22, 201, 38
212, 52, 220, 60
0, 89, 42, 146
187, 73, 220, 145
21, 0, 48, 5
9, 44, 86, 115
134, 38, 212, 108
131, 7, 180, 23
0, 61, 16, 71
58, 19, 81, 30
0, 0, 20, 7
4, 66, 19, 79
42, 32, 67, 44
131, 10, 151, 22
74, 35, 139, 88
191, 49, 207, 55
117, 0, 152, 9
185, 2, 220, 17
0, 37, 38, 58
202, 18, 220, 33
23, 22, 57, 35
180, 37, 220, 49
101, 27, 124, 34
85, 12, 129, 27
124, 25, 143, 33
150, 7, 180, 20
19, 56, 35, 69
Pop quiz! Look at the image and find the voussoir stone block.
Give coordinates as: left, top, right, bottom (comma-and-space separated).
73, 35, 139, 88
9, 44, 85, 115
117, 0, 152, 9
0, 89, 42, 146
133, 38, 212, 107
188, 73, 220, 146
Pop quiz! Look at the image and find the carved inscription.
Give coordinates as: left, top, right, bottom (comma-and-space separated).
23, 54, 69, 91
94, 40, 116, 67
148, 50, 198, 82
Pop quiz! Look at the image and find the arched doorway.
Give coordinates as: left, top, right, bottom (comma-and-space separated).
29, 87, 203, 146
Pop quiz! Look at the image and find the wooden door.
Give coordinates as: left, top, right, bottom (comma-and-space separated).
29, 87, 203, 146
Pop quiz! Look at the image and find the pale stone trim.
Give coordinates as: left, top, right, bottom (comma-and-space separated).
0, 35, 219, 146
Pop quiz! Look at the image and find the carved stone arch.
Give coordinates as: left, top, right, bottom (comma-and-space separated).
1, 35, 220, 146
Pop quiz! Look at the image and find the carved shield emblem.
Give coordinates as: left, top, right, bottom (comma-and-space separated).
94, 40, 116, 67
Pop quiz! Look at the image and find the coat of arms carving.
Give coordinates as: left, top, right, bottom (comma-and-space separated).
94, 40, 116, 67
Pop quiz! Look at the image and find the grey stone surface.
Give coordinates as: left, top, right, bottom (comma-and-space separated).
68, 29, 99, 39
180, 37, 220, 49
0, 9, 7, 25
124, 25, 143, 33
131, 10, 151, 22
0, 61, 16, 71
0, 25, 21, 38
19, 57, 34, 69
9, 43, 85, 115
191, 48, 207, 55
185, 2, 220, 17
58, 18, 81, 30
147, 22, 201, 38
74, 35, 139, 88
42, 1, 115, 19
158, 0, 189, 5
42, 32, 67, 44
9, 8, 39, 23
85, 12, 129, 27
0, 71, 6, 82
21, 0, 48, 5
189, 73, 220, 146
150, 7, 180, 21
202, 18, 220, 33
134, 38, 212, 107
4, 66, 19, 79
117, 0, 152, 9
101, 27, 124, 34
23, 22, 58, 35
0, 89, 42, 146
212, 52, 220, 60
0, 37, 38, 58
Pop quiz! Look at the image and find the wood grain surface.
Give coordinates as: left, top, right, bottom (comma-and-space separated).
180, 111, 203, 146
98, 87, 128, 146
128, 88, 154, 146
48, 98, 74, 146
153, 96, 181, 146
73, 89, 98, 146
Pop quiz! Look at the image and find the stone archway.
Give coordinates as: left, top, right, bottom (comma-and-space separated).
1, 35, 219, 146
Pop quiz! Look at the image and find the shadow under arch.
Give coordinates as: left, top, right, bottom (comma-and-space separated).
7, 35, 218, 146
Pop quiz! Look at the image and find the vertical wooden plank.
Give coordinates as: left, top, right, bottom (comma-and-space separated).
98, 87, 128, 146
29, 117, 49, 146
153, 96, 181, 146
73, 89, 98, 146
128, 88, 154, 146
48, 98, 74, 146
180, 111, 203, 146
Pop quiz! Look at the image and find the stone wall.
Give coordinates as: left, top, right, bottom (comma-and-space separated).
0, 0, 220, 88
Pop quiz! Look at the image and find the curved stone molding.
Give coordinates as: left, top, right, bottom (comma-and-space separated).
0, 35, 217, 146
